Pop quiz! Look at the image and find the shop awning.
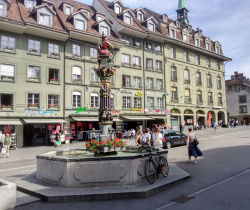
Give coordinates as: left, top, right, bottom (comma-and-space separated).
113, 118, 122, 122
23, 119, 67, 124
72, 117, 98, 121
184, 114, 194, 116
0, 119, 22, 125
197, 114, 206, 117
171, 114, 182, 116
122, 116, 153, 120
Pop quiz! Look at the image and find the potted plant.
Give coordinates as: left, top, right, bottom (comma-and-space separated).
74, 53, 81, 58
91, 80, 98, 84
51, 52, 59, 57
50, 78, 59, 83
122, 62, 130, 66
49, 104, 59, 109
29, 76, 38, 81
133, 64, 141, 68
157, 68, 162, 71
73, 78, 81, 83
3, 46, 14, 52
1, 105, 11, 110
29, 103, 38, 108
29, 49, 38, 53
147, 66, 153, 70
1, 75, 14, 81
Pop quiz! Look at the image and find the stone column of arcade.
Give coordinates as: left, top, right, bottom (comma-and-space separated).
95, 33, 115, 142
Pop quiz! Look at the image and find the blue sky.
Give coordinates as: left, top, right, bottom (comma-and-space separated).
80, 0, 250, 80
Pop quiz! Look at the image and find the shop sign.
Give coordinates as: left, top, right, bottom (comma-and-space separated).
121, 90, 132, 94
4, 126, 11, 133
77, 122, 82, 126
89, 124, 93, 129
144, 108, 169, 113
56, 124, 60, 131
185, 110, 193, 114
131, 108, 143, 112
76, 107, 88, 114
52, 130, 57, 134
34, 125, 45, 128
112, 111, 120, 114
71, 124, 75, 129
48, 124, 53, 130
135, 91, 143, 97
187, 119, 191, 124
25, 109, 55, 116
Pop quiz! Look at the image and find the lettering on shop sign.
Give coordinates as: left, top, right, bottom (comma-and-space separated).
131, 108, 143, 112
75, 107, 88, 114
25, 109, 55, 116
121, 90, 132, 94
112, 111, 120, 114
144, 108, 169, 113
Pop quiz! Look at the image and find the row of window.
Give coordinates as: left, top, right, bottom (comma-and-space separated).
170, 47, 221, 70
122, 96, 163, 109
227, 85, 248, 92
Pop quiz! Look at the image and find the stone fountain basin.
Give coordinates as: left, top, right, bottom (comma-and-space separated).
36, 149, 168, 188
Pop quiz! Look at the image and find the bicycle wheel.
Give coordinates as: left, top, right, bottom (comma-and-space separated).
159, 156, 169, 177
145, 159, 157, 184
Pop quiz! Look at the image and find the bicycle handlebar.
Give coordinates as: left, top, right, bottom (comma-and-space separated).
140, 148, 160, 156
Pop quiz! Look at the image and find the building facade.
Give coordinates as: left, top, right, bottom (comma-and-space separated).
226, 72, 250, 124
0, 0, 230, 147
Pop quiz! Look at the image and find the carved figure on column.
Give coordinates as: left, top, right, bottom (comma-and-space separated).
98, 32, 114, 67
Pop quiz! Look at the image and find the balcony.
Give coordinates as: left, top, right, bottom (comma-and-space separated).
196, 81, 202, 86
171, 95, 179, 102
185, 97, 192, 104
171, 76, 177, 82
184, 79, 190, 84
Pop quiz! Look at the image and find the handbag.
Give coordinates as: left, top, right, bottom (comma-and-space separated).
155, 135, 163, 147
194, 135, 199, 145
1, 147, 6, 154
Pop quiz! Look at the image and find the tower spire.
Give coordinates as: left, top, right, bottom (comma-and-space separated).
177, 0, 187, 10
176, 0, 189, 24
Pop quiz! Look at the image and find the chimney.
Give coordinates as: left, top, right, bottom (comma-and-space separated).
234, 71, 238, 75
247, 78, 249, 81
197, 28, 202, 36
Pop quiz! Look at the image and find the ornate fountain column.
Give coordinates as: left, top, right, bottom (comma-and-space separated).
95, 34, 115, 141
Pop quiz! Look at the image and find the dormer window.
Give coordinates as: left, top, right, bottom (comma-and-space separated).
27, 0, 34, 9
163, 15, 167, 22
183, 34, 187, 42
125, 15, 131, 25
176, 21, 180, 27
216, 46, 220, 53
0, 4, 3, 17
115, 5, 121, 14
39, 14, 50, 26
100, 26, 108, 36
148, 23, 154, 32
98, 16, 103, 21
138, 13, 143, 21
75, 19, 85, 30
188, 25, 192, 32
65, 6, 71, 15
195, 38, 199, 47
206, 42, 210, 50
170, 29, 175, 38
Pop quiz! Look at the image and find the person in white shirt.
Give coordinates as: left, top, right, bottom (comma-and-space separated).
152, 127, 163, 148
0, 131, 5, 153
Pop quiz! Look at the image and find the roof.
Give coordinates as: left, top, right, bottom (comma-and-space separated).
226, 73, 250, 86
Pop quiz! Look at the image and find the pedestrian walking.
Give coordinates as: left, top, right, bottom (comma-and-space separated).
135, 130, 143, 147
142, 128, 151, 147
213, 122, 217, 132
0, 131, 5, 154
2, 133, 12, 158
180, 123, 183, 133
186, 127, 203, 164
152, 127, 163, 148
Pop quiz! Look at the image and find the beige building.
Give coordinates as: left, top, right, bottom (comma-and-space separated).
0, 0, 230, 147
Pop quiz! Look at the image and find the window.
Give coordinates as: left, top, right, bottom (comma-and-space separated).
156, 79, 163, 90
208, 92, 213, 104
157, 98, 163, 109
184, 69, 189, 82
146, 59, 153, 69
184, 51, 189, 62
218, 93, 222, 105
48, 68, 59, 83
146, 78, 154, 89
239, 106, 247, 113
122, 75, 131, 87
156, 61, 162, 70
110, 76, 114, 84
170, 47, 176, 58
0, 64, 15, 81
123, 97, 131, 109
48, 95, 59, 109
195, 39, 199, 47
148, 23, 154, 31
28, 94, 40, 108
171, 87, 178, 101
234, 85, 240, 92
133, 56, 141, 67
216, 46, 220, 53
115, 6, 121, 14
207, 74, 212, 87
170, 29, 175, 38
27, 66, 40, 81
185, 89, 190, 102
183, 34, 187, 42
75, 19, 85, 30
90, 48, 98, 59
241, 85, 246, 90
26, 0, 34, 8
132, 38, 140, 47
197, 90, 202, 103
207, 58, 210, 68
217, 77, 221, 88
100, 26, 108, 36
155, 45, 161, 52
196, 72, 201, 84
133, 76, 141, 88
147, 97, 154, 108
0, 4, 4, 17
98, 16, 103, 21
0, 94, 14, 110
73, 44, 81, 57
28, 39, 40, 54
39, 14, 50, 26
91, 69, 98, 83
72, 66, 81, 82
122, 54, 130, 65
125, 16, 131, 25
48, 43, 59, 57
121, 35, 130, 45
65, 6, 71, 15
1, 36, 15, 52
216, 61, 220, 70
91, 93, 98, 108
111, 94, 114, 109
206, 43, 210, 50
146, 42, 152, 50
171, 66, 177, 81
196, 55, 200, 65
239, 95, 246, 103
134, 97, 142, 109
73, 91, 81, 107
138, 14, 143, 21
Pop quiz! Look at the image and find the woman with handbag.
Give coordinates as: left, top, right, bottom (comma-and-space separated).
187, 127, 203, 164
152, 127, 163, 148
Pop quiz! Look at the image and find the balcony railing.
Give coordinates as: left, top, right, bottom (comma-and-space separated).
184, 79, 190, 84
207, 83, 212, 87
217, 85, 222, 89
171, 95, 179, 102
185, 97, 192, 103
171, 76, 177, 82
208, 100, 213, 105
197, 99, 203, 105
196, 81, 202, 86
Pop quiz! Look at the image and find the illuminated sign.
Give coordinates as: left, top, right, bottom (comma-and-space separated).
25, 109, 55, 116
131, 108, 143, 111
76, 107, 88, 114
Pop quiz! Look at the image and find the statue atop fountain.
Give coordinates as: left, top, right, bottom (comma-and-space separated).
95, 33, 116, 141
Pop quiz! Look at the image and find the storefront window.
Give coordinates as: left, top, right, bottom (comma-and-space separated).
0, 125, 15, 135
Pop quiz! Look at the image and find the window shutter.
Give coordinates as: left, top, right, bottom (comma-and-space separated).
122, 75, 126, 86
